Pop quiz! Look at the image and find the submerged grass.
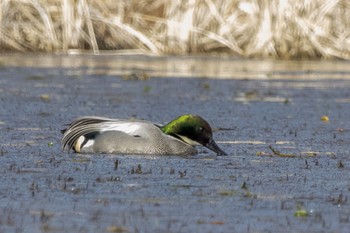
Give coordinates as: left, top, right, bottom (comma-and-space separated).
1, 0, 350, 59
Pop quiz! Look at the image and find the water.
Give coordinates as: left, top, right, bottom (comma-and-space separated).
0, 54, 350, 232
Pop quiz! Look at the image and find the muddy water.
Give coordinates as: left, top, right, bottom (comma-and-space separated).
1, 54, 350, 232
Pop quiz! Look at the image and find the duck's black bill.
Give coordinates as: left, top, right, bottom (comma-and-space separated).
205, 139, 227, 156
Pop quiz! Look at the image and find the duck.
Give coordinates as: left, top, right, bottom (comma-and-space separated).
61, 114, 227, 156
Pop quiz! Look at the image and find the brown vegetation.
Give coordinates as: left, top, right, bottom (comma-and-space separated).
1, 0, 350, 59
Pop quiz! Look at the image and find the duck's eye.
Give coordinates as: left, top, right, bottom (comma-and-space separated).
198, 127, 204, 132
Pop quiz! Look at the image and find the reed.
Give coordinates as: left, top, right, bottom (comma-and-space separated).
0, 0, 349, 59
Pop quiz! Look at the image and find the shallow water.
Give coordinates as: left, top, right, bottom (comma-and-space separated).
1, 54, 350, 232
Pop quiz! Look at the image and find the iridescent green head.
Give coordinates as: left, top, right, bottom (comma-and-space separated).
161, 114, 227, 156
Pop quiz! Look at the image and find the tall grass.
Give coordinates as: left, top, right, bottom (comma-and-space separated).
0, 0, 349, 59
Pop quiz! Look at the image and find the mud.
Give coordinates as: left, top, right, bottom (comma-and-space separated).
0, 54, 350, 232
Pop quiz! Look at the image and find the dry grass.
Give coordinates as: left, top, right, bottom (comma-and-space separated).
1, 0, 350, 59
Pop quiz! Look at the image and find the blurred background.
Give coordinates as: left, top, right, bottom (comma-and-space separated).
1, 0, 349, 59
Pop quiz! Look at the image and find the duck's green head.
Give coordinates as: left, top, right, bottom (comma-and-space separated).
161, 114, 227, 156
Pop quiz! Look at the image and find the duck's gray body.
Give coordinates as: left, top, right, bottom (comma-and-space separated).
61, 116, 197, 155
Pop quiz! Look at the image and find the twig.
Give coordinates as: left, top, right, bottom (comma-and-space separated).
268, 145, 296, 157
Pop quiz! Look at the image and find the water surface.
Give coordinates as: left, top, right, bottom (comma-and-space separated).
0, 54, 350, 232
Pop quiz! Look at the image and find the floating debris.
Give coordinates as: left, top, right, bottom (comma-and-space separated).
178, 170, 187, 178
218, 190, 236, 196
209, 221, 225, 225
106, 225, 129, 233
337, 160, 344, 168
241, 181, 248, 190
294, 205, 309, 217
143, 85, 151, 93
114, 159, 119, 170
26, 75, 46, 81
131, 164, 143, 174
40, 94, 50, 101
320, 115, 329, 122
122, 72, 149, 81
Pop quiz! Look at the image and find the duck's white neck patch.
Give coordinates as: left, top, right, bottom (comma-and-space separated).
177, 135, 200, 146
